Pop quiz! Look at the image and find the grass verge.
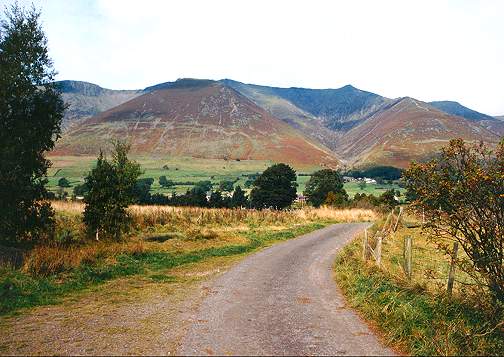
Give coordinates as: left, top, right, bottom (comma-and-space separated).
1, 222, 324, 316
334, 223, 504, 355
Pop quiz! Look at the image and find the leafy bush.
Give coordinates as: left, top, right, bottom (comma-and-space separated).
404, 139, 504, 302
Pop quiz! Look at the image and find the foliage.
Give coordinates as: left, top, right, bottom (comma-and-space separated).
0, 4, 64, 243
346, 166, 403, 180
304, 169, 348, 207
250, 163, 297, 209
335, 238, 504, 356
194, 180, 212, 192
73, 183, 88, 197
231, 186, 248, 208
158, 175, 174, 188
404, 139, 504, 302
83, 142, 142, 240
379, 189, 400, 210
133, 177, 154, 204
57, 177, 70, 188
219, 180, 235, 192
208, 190, 224, 208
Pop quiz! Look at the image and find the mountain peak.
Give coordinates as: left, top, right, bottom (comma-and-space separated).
144, 78, 216, 92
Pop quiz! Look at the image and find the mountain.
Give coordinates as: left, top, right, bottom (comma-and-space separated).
335, 97, 500, 168
429, 101, 494, 121
220, 80, 393, 150
429, 101, 504, 136
57, 80, 142, 129
53, 79, 338, 168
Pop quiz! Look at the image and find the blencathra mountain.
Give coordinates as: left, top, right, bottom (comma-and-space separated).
53, 78, 502, 168
54, 79, 338, 167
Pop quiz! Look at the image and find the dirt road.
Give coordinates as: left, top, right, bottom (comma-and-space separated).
179, 223, 394, 356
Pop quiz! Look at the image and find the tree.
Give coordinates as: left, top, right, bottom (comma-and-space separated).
83, 142, 142, 240
250, 164, 297, 210
304, 169, 348, 207
379, 189, 399, 210
209, 190, 224, 208
133, 178, 154, 204
219, 180, 234, 192
187, 186, 208, 207
0, 4, 65, 243
57, 177, 70, 188
231, 185, 248, 208
73, 183, 89, 197
358, 181, 367, 190
159, 175, 174, 188
404, 139, 504, 302
194, 180, 212, 192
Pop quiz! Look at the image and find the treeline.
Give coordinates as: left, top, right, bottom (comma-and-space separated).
344, 165, 403, 180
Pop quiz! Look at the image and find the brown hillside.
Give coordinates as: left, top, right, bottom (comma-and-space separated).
53, 81, 338, 168
335, 97, 500, 168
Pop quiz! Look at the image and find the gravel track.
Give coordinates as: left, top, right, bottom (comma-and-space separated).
179, 223, 395, 356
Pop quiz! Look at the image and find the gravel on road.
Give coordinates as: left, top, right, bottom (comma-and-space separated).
179, 223, 395, 356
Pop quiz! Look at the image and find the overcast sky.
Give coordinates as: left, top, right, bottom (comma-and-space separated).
8, 0, 504, 115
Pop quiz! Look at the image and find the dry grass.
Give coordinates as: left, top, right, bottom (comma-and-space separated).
295, 206, 377, 222
35, 201, 376, 277
51, 201, 377, 228
23, 241, 146, 276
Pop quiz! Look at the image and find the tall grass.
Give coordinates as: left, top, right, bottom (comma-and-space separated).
1, 202, 375, 315
51, 201, 377, 229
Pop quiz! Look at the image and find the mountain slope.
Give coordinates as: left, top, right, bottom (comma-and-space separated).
335, 98, 500, 168
429, 101, 494, 121
221, 79, 393, 150
429, 100, 504, 136
54, 79, 338, 167
57, 80, 142, 129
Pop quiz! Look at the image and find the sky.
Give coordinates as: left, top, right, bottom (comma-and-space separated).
5, 0, 504, 115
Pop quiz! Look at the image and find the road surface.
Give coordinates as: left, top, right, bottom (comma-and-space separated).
179, 223, 395, 356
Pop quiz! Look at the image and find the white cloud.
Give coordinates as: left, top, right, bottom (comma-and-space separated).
9, 0, 504, 115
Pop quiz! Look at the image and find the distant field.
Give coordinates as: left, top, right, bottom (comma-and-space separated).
46, 155, 404, 197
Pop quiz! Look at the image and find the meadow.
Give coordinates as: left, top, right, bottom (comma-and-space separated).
0, 201, 376, 316
46, 155, 404, 197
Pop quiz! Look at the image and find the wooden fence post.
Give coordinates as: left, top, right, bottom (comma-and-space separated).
447, 241, 459, 296
375, 236, 382, 266
403, 235, 412, 279
362, 228, 369, 261
393, 206, 403, 232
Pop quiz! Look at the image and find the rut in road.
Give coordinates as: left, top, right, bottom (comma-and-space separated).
179, 223, 395, 356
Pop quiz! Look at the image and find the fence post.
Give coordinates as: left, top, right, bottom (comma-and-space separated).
375, 236, 382, 266
447, 241, 459, 296
403, 235, 412, 279
393, 206, 403, 232
362, 228, 369, 261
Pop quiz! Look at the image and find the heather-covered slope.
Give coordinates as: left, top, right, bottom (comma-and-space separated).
335, 98, 500, 168
54, 80, 338, 168
430, 100, 504, 136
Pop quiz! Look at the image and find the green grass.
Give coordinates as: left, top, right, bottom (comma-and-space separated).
334, 232, 504, 355
46, 155, 403, 196
0, 222, 325, 316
